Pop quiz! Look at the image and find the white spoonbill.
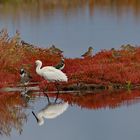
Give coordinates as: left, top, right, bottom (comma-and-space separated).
35, 60, 68, 82
32, 101, 69, 126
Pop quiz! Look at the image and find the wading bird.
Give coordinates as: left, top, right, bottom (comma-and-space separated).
48, 45, 63, 55
35, 60, 68, 92
21, 40, 34, 47
81, 46, 93, 58
20, 68, 32, 91
54, 57, 65, 70
32, 93, 69, 125
35, 60, 68, 82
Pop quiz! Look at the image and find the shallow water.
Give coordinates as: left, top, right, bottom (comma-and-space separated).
1, 1, 140, 139
0, 1, 140, 57
1, 89, 140, 140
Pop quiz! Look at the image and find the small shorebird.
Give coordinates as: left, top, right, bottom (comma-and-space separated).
48, 45, 63, 55
32, 93, 69, 125
54, 57, 65, 70
112, 51, 122, 58
120, 44, 136, 52
110, 48, 115, 51
81, 46, 93, 58
111, 48, 122, 59
21, 40, 34, 47
20, 68, 32, 91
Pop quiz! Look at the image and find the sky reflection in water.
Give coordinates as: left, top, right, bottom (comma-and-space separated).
1, 89, 140, 140
0, 1, 140, 57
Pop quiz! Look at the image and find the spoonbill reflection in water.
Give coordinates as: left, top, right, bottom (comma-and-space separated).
32, 93, 69, 126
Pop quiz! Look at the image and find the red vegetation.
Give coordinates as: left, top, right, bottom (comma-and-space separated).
35, 89, 140, 109
0, 92, 28, 136
0, 29, 140, 90
65, 48, 140, 88
0, 29, 61, 87
55, 89, 140, 109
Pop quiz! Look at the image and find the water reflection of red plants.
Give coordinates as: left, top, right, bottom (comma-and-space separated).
1, 0, 140, 18
0, 92, 28, 136
49, 90, 140, 109
0, 89, 140, 136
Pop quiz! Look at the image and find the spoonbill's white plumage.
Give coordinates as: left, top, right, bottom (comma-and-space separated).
32, 102, 69, 125
35, 60, 68, 82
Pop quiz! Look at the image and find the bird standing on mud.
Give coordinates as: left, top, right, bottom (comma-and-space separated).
20, 68, 32, 91
81, 46, 93, 58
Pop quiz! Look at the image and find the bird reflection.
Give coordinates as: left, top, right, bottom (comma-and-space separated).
32, 93, 69, 126
20, 90, 34, 103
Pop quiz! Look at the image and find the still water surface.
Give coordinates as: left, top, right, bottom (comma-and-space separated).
1, 1, 140, 140
1, 90, 140, 140
0, 1, 140, 57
